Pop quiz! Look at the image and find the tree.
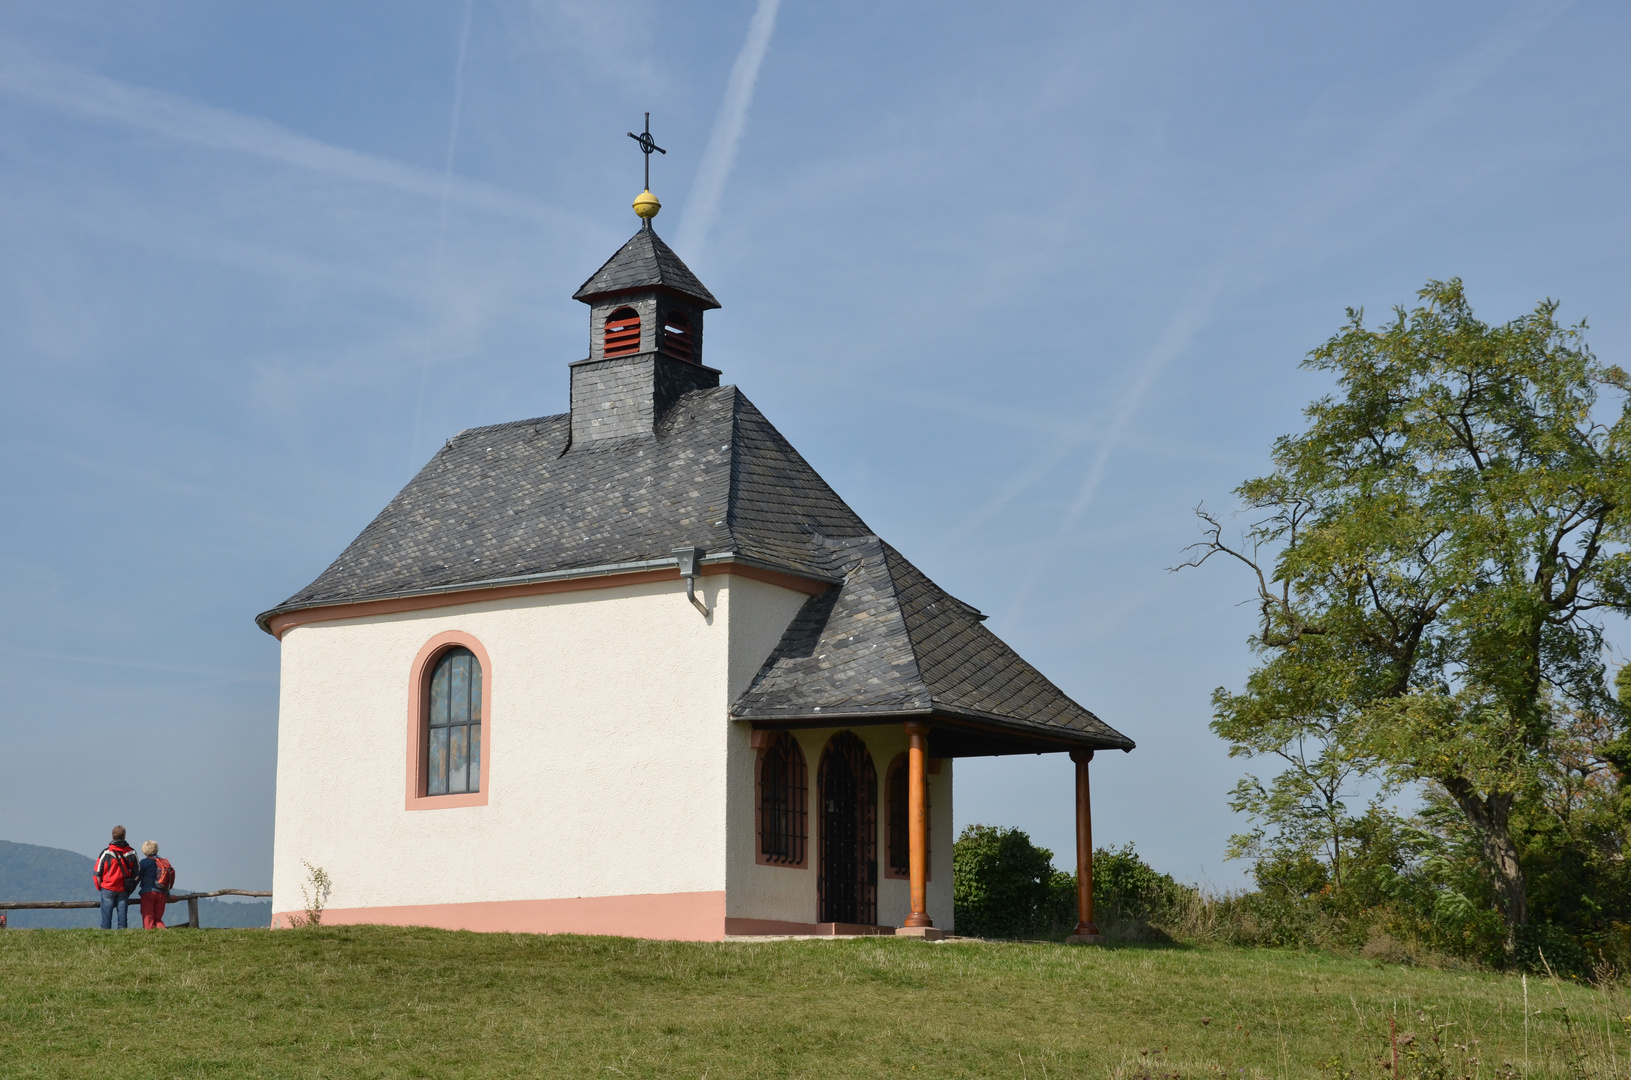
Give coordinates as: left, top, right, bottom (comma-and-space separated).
1212, 654, 1373, 892
1185, 280, 1631, 940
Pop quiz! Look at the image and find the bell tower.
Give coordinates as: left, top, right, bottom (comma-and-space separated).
567, 117, 722, 445
573, 226, 720, 367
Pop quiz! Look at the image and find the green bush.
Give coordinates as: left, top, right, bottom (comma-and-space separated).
950, 822, 1630, 978
1514, 922, 1591, 979
952, 825, 1057, 939
1094, 843, 1192, 924
953, 827, 1193, 941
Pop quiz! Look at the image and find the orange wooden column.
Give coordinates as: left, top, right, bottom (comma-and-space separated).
903, 720, 933, 928
1068, 749, 1102, 942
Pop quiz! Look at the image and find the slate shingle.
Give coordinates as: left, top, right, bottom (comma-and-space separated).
259, 386, 1132, 751
727, 538, 1134, 751
573, 226, 721, 309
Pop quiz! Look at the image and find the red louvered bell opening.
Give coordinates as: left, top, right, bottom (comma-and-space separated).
660, 311, 694, 362
603, 307, 641, 357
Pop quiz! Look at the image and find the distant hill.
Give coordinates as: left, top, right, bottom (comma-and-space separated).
0, 839, 270, 929
0, 839, 97, 927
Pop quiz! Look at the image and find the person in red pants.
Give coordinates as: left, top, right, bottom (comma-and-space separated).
136, 841, 174, 929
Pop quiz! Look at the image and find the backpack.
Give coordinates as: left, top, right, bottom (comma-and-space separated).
95, 845, 139, 892
153, 857, 175, 892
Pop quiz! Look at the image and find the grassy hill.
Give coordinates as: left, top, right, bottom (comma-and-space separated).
0, 926, 1626, 1078
0, 839, 269, 929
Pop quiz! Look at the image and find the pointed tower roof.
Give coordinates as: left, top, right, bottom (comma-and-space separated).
573, 226, 721, 309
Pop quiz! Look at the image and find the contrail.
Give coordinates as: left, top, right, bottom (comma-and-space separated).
1059, 275, 1227, 533
996, 0, 1573, 625
0, 40, 569, 228
436, 0, 476, 244
410, 0, 477, 467
674, 0, 781, 257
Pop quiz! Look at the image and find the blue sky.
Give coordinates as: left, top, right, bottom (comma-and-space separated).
1, 1, 1627, 893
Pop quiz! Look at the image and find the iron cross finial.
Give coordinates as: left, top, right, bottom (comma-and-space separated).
626, 112, 666, 192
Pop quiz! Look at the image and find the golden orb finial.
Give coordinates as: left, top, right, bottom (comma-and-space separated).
633, 189, 661, 220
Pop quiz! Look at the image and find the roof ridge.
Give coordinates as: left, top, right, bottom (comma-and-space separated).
854, 538, 930, 697
877, 541, 1003, 670
727, 538, 934, 720
876, 542, 1134, 749
876, 540, 984, 620
572, 227, 720, 309
729, 393, 875, 537
724, 387, 745, 538
454, 413, 567, 436
872, 542, 933, 698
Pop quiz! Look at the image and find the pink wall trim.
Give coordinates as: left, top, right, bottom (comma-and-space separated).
724, 917, 895, 937
267, 562, 828, 638
273, 890, 727, 940
405, 631, 493, 811
726, 917, 822, 936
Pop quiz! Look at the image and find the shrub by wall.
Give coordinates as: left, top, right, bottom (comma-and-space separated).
953, 826, 1192, 941
952, 825, 1057, 939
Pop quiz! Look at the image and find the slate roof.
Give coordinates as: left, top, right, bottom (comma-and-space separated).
729, 537, 1134, 750
573, 226, 721, 309
267, 388, 859, 609
259, 386, 1132, 753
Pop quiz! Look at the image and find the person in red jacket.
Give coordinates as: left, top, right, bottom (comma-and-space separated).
93, 826, 139, 930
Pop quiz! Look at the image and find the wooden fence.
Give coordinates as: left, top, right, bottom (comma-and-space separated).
0, 889, 272, 929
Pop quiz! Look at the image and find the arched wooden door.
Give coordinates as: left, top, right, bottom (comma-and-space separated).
818, 732, 877, 925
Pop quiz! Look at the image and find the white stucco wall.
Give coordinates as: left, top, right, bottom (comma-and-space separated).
725, 724, 954, 930
271, 573, 806, 920
726, 577, 813, 702
272, 569, 956, 934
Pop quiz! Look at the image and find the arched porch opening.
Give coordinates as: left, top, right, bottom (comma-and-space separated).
817, 731, 876, 926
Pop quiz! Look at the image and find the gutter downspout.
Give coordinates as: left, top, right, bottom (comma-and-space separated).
672, 545, 710, 616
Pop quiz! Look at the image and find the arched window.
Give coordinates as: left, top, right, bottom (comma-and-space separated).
885, 753, 929, 880
818, 732, 877, 925
659, 310, 694, 362
426, 646, 482, 795
603, 306, 641, 357
757, 732, 807, 867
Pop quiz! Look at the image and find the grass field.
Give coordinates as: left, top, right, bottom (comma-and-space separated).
3, 927, 1629, 1079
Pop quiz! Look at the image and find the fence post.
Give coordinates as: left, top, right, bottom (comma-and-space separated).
187, 896, 199, 929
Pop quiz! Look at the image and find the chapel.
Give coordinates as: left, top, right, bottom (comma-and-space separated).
257, 169, 1134, 940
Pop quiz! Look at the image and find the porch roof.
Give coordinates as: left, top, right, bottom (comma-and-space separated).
729, 538, 1133, 755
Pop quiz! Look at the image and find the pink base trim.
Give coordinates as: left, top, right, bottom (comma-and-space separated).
724, 917, 895, 937
273, 890, 726, 940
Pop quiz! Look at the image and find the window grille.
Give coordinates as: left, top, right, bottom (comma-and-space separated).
603, 307, 641, 357
757, 733, 807, 867
659, 310, 694, 362
426, 647, 482, 795
818, 732, 877, 925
